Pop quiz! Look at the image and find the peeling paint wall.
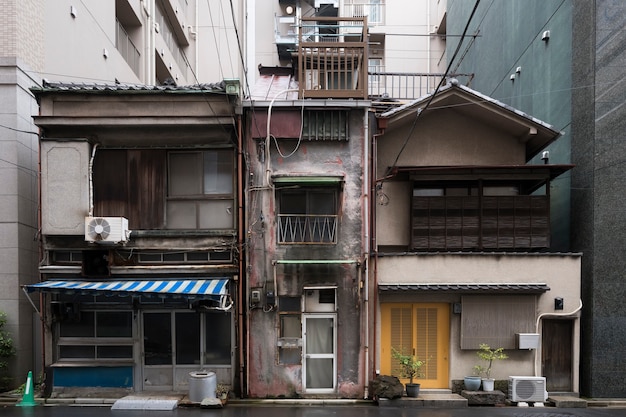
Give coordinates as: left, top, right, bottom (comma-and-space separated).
244, 105, 367, 398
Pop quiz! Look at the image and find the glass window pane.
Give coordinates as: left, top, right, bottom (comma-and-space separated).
309, 191, 335, 215
60, 311, 95, 337
197, 200, 234, 229
306, 357, 333, 388
205, 312, 231, 365
59, 345, 95, 359
166, 201, 197, 229
169, 153, 201, 196
144, 312, 172, 365
176, 312, 200, 365
97, 345, 133, 359
203, 151, 233, 195
163, 252, 185, 262
97, 312, 132, 337
281, 315, 301, 338
279, 348, 301, 365
306, 318, 333, 354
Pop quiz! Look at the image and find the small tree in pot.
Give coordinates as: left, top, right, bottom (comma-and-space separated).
474, 343, 508, 391
391, 347, 426, 397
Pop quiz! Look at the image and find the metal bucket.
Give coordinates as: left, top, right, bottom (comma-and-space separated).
188, 371, 216, 402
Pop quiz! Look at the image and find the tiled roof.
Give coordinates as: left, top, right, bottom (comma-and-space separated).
378, 283, 550, 293
34, 80, 226, 93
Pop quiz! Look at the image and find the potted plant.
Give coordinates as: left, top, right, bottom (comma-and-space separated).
391, 347, 426, 397
474, 343, 508, 391
463, 366, 482, 391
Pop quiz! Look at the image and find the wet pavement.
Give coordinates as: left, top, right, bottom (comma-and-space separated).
2, 404, 626, 417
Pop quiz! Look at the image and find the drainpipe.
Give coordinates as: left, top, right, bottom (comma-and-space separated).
362, 109, 370, 399
371, 127, 384, 380
237, 114, 245, 397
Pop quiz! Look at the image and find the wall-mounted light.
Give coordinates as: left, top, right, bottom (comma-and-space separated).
285, 5, 295, 15
542, 30, 550, 41
516, 66, 522, 74
510, 73, 516, 81
554, 297, 564, 310
542, 150, 550, 164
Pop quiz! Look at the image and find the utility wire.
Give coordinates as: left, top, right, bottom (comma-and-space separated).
384, 0, 482, 179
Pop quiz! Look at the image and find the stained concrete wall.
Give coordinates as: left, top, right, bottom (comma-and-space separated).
244, 104, 367, 398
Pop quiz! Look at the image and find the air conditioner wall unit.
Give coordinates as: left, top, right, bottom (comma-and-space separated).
509, 376, 548, 403
85, 216, 130, 243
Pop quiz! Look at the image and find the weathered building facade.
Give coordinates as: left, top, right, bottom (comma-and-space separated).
29, 82, 242, 394
241, 15, 370, 398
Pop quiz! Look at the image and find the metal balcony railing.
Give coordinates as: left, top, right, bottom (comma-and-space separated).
115, 20, 141, 77
343, 0, 385, 26
278, 214, 338, 244
298, 16, 368, 100
368, 72, 475, 100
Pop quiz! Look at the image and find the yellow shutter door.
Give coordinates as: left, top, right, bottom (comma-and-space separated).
381, 303, 450, 389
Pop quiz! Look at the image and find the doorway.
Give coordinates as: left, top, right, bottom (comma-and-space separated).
380, 303, 450, 388
141, 310, 232, 391
302, 314, 336, 392
542, 319, 573, 392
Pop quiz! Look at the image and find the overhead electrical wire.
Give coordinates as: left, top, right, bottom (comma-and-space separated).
383, 0, 482, 181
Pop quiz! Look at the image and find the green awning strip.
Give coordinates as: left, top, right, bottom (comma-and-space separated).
272, 176, 344, 185
274, 260, 359, 265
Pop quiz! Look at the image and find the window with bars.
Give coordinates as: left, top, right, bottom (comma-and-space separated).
277, 187, 339, 244
301, 110, 349, 141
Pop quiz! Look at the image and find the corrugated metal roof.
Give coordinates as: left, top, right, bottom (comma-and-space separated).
378, 283, 550, 293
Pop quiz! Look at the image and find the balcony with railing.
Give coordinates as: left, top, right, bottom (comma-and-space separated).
278, 214, 338, 244
298, 16, 368, 99
116, 19, 141, 77
342, 0, 385, 26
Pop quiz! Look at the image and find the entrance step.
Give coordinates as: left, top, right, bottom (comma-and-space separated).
378, 392, 468, 408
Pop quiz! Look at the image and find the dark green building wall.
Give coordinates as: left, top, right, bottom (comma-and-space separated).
447, 0, 626, 398
446, 0, 572, 251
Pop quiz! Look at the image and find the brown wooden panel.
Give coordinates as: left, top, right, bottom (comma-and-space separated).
93, 150, 128, 217
127, 150, 166, 229
542, 320, 573, 391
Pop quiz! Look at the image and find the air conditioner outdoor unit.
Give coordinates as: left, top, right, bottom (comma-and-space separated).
85, 216, 130, 243
509, 376, 548, 403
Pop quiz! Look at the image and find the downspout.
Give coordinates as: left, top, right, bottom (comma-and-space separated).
534, 299, 582, 377
362, 109, 370, 399
36, 124, 45, 383
371, 127, 384, 378
237, 114, 245, 397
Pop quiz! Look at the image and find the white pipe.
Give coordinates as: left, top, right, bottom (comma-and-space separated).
265, 88, 299, 186
534, 299, 583, 377
88, 143, 99, 217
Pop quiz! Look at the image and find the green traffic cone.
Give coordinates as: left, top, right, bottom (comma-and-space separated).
16, 371, 38, 407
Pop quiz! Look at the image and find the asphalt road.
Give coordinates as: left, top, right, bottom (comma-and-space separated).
3, 405, 626, 417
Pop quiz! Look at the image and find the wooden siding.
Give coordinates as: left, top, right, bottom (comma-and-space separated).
94, 149, 166, 229
411, 195, 550, 251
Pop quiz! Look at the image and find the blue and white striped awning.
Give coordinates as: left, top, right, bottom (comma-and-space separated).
24, 279, 229, 300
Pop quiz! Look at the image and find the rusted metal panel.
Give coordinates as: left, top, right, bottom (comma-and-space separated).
249, 109, 302, 138
94, 150, 128, 218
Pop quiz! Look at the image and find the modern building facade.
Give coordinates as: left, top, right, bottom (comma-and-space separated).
445, 0, 626, 398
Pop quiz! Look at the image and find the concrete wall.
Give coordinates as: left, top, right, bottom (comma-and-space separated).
0, 58, 40, 387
